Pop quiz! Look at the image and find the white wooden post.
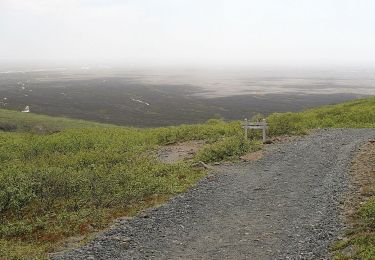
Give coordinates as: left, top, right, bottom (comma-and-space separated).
262, 119, 267, 143
242, 119, 268, 143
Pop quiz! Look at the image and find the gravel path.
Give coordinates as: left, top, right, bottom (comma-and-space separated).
53, 129, 375, 260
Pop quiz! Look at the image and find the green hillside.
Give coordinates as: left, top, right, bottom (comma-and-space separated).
268, 96, 375, 135
0, 97, 374, 259
0, 109, 112, 133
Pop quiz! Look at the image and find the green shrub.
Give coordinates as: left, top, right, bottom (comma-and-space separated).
195, 136, 260, 163
0, 122, 17, 132
267, 97, 375, 136
0, 221, 33, 238
150, 120, 243, 145
358, 197, 375, 228
0, 167, 36, 214
268, 112, 307, 135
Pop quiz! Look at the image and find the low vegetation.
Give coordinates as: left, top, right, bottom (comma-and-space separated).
267, 97, 375, 135
0, 96, 374, 259
0, 113, 254, 258
0, 108, 111, 133
195, 136, 261, 163
333, 140, 375, 259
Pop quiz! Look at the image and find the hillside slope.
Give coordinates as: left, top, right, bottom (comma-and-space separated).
0, 97, 374, 259
0, 108, 112, 133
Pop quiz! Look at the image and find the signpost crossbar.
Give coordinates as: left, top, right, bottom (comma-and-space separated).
242, 119, 268, 143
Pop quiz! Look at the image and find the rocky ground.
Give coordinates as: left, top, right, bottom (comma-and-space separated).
53, 129, 375, 260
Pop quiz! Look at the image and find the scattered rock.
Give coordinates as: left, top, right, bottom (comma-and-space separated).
240, 151, 264, 161
206, 174, 215, 181
139, 213, 150, 219
192, 161, 211, 169
115, 216, 133, 223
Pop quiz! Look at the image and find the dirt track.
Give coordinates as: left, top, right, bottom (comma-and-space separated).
53, 129, 375, 260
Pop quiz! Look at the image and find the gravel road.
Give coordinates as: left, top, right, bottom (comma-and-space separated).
53, 129, 375, 260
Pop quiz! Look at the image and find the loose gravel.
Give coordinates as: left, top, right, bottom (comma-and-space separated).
53, 129, 375, 260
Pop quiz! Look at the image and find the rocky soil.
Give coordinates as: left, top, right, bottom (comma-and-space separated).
53, 129, 375, 260
157, 140, 206, 164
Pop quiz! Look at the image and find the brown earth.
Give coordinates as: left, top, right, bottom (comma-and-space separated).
343, 139, 375, 225
345, 139, 375, 220
333, 139, 375, 258
157, 140, 206, 163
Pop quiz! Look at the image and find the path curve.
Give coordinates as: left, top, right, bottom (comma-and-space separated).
54, 129, 375, 260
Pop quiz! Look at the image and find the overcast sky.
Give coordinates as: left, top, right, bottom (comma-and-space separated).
1, 0, 375, 67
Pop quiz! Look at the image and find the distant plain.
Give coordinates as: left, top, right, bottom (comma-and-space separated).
0, 67, 373, 127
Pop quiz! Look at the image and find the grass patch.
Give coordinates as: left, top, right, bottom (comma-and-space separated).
267, 97, 375, 135
333, 140, 375, 259
195, 136, 261, 163
0, 108, 111, 134
0, 128, 206, 258
333, 200, 375, 260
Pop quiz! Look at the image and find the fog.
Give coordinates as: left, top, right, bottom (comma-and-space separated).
1, 0, 375, 67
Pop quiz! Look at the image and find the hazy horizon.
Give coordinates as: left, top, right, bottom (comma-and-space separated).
1, 0, 375, 67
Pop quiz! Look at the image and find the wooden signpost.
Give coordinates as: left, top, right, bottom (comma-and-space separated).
242, 118, 269, 143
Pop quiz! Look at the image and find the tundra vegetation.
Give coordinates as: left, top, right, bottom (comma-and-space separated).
332, 139, 375, 259
0, 97, 374, 259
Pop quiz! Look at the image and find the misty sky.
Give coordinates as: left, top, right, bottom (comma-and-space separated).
1, 0, 375, 67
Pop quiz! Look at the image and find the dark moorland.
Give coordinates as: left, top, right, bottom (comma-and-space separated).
0, 67, 373, 126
